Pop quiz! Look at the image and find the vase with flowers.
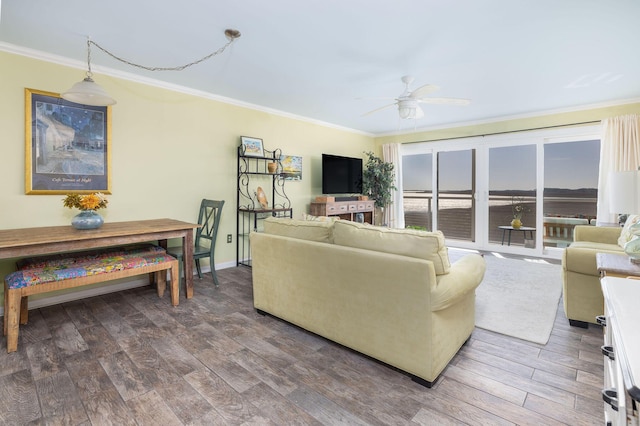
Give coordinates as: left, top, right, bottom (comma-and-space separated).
63, 193, 109, 230
510, 196, 530, 229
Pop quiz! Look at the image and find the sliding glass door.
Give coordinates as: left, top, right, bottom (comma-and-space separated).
488, 145, 537, 247
542, 140, 599, 249
402, 153, 433, 231
437, 150, 475, 242
401, 125, 600, 257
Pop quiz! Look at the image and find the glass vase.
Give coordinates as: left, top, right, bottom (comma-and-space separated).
511, 218, 522, 229
72, 210, 104, 230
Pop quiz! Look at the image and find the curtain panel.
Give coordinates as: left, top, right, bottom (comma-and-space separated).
382, 143, 404, 229
598, 114, 640, 224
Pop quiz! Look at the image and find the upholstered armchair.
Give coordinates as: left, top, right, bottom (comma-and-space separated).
561, 225, 623, 327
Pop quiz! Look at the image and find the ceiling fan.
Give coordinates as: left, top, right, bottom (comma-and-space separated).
363, 75, 470, 120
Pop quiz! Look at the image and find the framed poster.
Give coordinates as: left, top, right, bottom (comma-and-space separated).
280, 154, 302, 181
25, 88, 112, 194
240, 136, 264, 157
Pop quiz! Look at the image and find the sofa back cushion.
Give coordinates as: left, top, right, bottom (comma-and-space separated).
618, 215, 640, 248
332, 220, 451, 275
263, 217, 333, 243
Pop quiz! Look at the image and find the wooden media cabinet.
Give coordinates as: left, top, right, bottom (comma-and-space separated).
310, 199, 375, 223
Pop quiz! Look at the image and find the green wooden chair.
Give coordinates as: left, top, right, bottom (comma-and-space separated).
168, 199, 225, 287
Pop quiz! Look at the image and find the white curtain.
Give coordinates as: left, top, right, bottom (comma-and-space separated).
382, 143, 404, 228
598, 114, 640, 224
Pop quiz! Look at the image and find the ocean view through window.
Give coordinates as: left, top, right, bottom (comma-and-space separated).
402, 128, 600, 255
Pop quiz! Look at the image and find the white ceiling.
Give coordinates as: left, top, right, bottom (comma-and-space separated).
2, 0, 640, 136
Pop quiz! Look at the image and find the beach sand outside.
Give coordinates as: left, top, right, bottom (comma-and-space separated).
404, 193, 597, 247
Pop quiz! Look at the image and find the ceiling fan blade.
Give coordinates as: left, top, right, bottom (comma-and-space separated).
409, 84, 440, 99
417, 97, 471, 106
362, 102, 397, 117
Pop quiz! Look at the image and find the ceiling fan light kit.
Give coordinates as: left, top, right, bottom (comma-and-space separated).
363, 75, 470, 121
62, 28, 242, 107
398, 99, 423, 119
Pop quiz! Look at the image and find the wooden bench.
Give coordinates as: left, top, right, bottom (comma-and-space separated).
3, 244, 179, 353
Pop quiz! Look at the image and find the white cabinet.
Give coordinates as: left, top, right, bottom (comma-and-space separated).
600, 277, 640, 425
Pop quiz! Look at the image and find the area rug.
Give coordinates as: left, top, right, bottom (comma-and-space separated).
451, 251, 562, 345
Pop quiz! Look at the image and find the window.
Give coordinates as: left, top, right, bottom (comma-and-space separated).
402, 153, 432, 231
401, 125, 600, 257
542, 140, 599, 248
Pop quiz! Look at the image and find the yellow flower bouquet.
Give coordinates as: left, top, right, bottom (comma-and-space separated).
63, 192, 109, 211
63, 193, 108, 229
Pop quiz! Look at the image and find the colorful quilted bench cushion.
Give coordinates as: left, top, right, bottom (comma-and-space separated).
6, 244, 175, 290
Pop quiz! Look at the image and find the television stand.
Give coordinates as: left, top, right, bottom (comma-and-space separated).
310, 198, 375, 224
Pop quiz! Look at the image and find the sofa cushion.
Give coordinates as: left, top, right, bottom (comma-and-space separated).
332, 220, 451, 275
263, 217, 333, 243
618, 215, 640, 248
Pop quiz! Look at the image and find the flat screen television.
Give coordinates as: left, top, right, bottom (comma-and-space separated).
322, 154, 363, 194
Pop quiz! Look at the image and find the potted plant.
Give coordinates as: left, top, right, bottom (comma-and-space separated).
362, 151, 396, 225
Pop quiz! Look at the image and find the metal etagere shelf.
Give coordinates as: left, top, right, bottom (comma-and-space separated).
236, 145, 292, 267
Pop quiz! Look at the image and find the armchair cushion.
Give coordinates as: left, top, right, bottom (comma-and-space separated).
574, 225, 622, 244
332, 220, 451, 275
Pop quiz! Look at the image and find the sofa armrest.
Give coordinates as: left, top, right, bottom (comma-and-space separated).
574, 225, 621, 244
431, 254, 486, 311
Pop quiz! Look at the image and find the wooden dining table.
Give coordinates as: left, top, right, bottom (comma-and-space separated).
0, 218, 200, 298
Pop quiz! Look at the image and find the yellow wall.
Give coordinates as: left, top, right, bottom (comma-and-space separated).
0, 51, 374, 280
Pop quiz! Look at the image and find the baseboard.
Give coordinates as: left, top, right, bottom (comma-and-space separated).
0, 261, 237, 316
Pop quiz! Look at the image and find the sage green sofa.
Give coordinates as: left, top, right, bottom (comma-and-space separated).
561, 225, 624, 327
250, 217, 486, 387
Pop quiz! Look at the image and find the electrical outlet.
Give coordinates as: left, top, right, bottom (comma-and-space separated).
227, 234, 232, 243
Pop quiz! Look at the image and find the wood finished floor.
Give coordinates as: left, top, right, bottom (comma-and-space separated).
0, 266, 604, 425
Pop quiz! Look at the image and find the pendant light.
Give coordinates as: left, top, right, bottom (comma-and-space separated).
62, 39, 117, 106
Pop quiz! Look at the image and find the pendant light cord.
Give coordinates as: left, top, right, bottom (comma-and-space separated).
86, 29, 240, 73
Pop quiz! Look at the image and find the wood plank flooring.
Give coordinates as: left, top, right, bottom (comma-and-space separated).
0, 266, 604, 425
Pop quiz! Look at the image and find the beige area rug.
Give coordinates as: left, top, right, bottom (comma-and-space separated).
451, 250, 562, 345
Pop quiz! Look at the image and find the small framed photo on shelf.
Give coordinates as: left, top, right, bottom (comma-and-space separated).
240, 136, 264, 157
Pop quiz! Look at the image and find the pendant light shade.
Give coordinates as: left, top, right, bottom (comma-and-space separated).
62, 76, 116, 106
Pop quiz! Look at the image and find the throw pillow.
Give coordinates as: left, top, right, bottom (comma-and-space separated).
618, 215, 640, 248
263, 217, 333, 243
301, 213, 339, 222
332, 220, 451, 275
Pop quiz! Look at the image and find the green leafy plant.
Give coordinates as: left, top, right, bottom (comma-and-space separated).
362, 151, 396, 209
